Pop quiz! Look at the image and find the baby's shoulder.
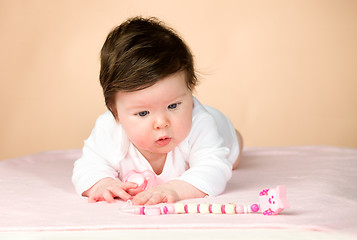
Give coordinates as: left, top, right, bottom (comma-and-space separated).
94, 111, 118, 129
90, 111, 125, 142
192, 99, 216, 126
89, 111, 129, 154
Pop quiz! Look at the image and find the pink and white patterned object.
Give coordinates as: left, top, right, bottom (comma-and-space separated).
123, 170, 157, 192
259, 185, 290, 215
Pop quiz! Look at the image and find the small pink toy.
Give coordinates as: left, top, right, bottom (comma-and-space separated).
123, 170, 157, 191
119, 185, 289, 216
258, 185, 289, 215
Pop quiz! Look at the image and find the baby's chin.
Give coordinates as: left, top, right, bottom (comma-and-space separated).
135, 139, 181, 155
135, 146, 172, 156
152, 146, 176, 154
151, 143, 179, 154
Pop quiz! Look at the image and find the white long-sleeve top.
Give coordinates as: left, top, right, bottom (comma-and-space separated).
72, 97, 239, 197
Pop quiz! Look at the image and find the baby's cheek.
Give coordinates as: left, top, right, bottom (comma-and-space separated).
131, 135, 150, 149
176, 119, 192, 141
126, 128, 150, 148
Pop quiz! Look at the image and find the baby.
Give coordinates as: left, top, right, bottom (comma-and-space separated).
72, 17, 243, 205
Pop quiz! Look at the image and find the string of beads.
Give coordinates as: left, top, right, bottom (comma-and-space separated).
135, 203, 260, 216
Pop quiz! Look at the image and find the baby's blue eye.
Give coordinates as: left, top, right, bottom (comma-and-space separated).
137, 111, 149, 117
168, 103, 178, 109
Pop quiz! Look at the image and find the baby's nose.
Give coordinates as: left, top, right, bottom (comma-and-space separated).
153, 116, 170, 130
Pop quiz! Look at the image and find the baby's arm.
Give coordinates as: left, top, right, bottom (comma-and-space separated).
73, 112, 138, 201
131, 179, 206, 205
83, 177, 139, 203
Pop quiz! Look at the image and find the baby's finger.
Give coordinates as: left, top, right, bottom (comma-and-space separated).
110, 187, 132, 201
131, 192, 152, 205
102, 190, 115, 203
145, 193, 166, 205
121, 182, 138, 190
88, 194, 103, 203
88, 196, 97, 203
128, 187, 144, 196
164, 194, 175, 204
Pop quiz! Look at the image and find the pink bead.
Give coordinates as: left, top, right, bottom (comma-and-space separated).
184, 204, 188, 213
209, 204, 213, 213
166, 205, 175, 214
235, 205, 244, 214
140, 206, 145, 215
145, 207, 162, 216
251, 204, 260, 213
161, 205, 175, 214
162, 206, 168, 214
221, 205, 226, 214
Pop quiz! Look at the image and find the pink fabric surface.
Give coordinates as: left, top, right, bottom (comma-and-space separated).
1, 146, 356, 235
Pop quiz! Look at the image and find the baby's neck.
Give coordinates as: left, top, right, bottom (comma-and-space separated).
139, 150, 167, 175
149, 155, 167, 175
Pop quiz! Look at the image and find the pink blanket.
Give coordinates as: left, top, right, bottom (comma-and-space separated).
1, 146, 356, 235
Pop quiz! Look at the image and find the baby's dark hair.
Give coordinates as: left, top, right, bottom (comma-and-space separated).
99, 17, 197, 117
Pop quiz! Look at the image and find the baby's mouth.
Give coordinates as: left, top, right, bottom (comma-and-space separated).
156, 137, 171, 146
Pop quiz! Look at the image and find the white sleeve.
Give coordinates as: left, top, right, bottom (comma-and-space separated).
72, 112, 128, 195
177, 113, 233, 196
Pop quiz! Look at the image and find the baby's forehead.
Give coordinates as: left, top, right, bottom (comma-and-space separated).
115, 72, 188, 104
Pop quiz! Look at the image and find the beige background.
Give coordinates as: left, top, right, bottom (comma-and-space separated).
1, 0, 356, 160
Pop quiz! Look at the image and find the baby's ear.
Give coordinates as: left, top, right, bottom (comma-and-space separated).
190, 85, 196, 93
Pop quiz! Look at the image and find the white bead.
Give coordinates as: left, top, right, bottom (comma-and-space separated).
247, 205, 252, 213
244, 205, 252, 213
198, 203, 210, 214
224, 203, 236, 214
187, 203, 198, 214
211, 203, 222, 214
174, 203, 185, 214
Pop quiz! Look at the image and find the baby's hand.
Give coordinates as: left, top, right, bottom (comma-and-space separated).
83, 177, 138, 203
130, 183, 179, 205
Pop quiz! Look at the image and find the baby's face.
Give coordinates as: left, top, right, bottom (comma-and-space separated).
115, 71, 193, 161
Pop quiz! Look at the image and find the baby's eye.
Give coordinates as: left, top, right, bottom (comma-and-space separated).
137, 111, 149, 117
168, 103, 180, 109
